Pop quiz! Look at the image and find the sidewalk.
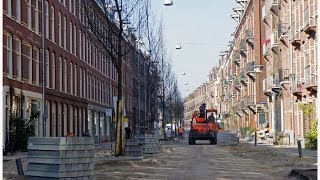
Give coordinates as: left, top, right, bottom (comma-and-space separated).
244, 139, 317, 159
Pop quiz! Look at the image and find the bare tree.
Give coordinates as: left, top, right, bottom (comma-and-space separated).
82, 0, 148, 156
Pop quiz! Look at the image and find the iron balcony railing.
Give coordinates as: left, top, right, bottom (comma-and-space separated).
304, 6, 310, 29
304, 64, 317, 87
239, 39, 247, 57
289, 22, 298, 41
278, 22, 289, 38
278, 68, 290, 84
290, 74, 303, 94
233, 51, 241, 66
270, 30, 279, 48
246, 61, 255, 73
244, 95, 255, 107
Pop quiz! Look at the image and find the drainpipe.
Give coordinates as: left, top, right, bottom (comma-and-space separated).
41, 0, 46, 137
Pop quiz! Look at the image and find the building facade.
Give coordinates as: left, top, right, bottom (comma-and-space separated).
183, 0, 317, 145
3, 0, 154, 146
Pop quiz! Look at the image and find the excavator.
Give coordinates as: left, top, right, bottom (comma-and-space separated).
188, 103, 219, 145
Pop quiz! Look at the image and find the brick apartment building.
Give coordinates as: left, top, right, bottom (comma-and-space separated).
3, 0, 152, 145
183, 0, 317, 145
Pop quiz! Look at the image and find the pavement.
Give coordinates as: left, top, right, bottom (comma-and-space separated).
2, 136, 318, 179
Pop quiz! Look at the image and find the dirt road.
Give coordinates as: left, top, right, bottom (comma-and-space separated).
95, 141, 317, 180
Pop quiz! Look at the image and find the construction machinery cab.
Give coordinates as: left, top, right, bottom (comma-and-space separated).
189, 104, 219, 145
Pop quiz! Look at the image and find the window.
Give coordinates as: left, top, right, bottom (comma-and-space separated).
52, 53, 55, 89
35, 47, 40, 85
64, 59, 67, 92
51, 6, 55, 42
74, 64, 77, 95
79, 30, 82, 59
69, 0, 72, 13
46, 50, 50, 88
6, 0, 12, 17
63, 16, 67, 49
70, 62, 73, 94
73, 0, 76, 15
16, 0, 21, 22
4, 33, 13, 77
45, 1, 49, 39
16, 38, 21, 80
59, 57, 62, 91
70, 22, 73, 54
35, 0, 39, 33
27, 0, 32, 28
80, 68, 82, 97
73, 25, 76, 56
82, 33, 85, 60
27, 44, 32, 83
58, 12, 62, 47
83, 69, 86, 98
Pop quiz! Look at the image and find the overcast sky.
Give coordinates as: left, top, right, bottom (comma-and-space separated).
152, 0, 237, 98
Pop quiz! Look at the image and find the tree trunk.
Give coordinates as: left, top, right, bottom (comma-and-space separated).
115, 52, 124, 156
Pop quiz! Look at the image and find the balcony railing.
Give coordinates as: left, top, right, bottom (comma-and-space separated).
246, 61, 254, 73
289, 22, 301, 46
262, 4, 266, 21
232, 51, 241, 66
270, 30, 279, 50
263, 43, 270, 58
239, 39, 247, 57
304, 64, 317, 89
240, 70, 248, 86
290, 74, 303, 95
278, 68, 290, 85
245, 29, 254, 47
303, 6, 317, 34
269, 0, 279, 14
244, 95, 255, 107
265, 73, 280, 91
278, 23, 289, 40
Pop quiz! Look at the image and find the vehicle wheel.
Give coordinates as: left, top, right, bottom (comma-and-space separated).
212, 131, 218, 144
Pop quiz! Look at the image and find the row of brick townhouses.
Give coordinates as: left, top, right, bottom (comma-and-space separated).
3, 0, 154, 145
183, 0, 318, 145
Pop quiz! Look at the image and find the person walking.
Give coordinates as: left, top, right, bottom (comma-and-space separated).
125, 127, 132, 139
178, 127, 184, 140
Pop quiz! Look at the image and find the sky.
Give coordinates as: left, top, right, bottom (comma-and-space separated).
151, 0, 237, 98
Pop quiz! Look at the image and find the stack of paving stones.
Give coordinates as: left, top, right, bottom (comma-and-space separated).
217, 132, 239, 143
124, 139, 143, 157
135, 134, 160, 154
26, 137, 94, 180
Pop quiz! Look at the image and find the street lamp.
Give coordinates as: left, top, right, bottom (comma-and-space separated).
164, 0, 173, 6
175, 43, 207, 49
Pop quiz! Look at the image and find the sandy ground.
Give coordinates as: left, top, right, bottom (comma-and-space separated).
3, 140, 317, 180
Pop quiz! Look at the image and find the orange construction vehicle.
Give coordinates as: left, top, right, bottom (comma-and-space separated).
189, 103, 219, 145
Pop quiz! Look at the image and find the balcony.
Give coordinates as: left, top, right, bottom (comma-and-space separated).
304, 64, 317, 92
245, 29, 254, 48
262, 4, 267, 22
263, 41, 270, 59
289, 22, 301, 47
233, 77, 241, 92
270, 30, 279, 53
245, 61, 257, 80
240, 99, 249, 115
240, 70, 248, 87
278, 23, 289, 43
290, 74, 303, 97
232, 51, 241, 66
269, 0, 279, 14
303, 6, 317, 36
239, 39, 247, 57
278, 68, 290, 86
263, 73, 281, 95
244, 95, 256, 113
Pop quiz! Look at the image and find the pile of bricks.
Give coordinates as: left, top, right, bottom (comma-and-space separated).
27, 137, 94, 179
135, 134, 160, 154
124, 139, 143, 157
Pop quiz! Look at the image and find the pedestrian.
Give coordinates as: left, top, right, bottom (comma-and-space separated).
178, 127, 184, 139
125, 127, 131, 139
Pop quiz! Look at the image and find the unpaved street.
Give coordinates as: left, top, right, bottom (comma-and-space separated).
95, 141, 317, 180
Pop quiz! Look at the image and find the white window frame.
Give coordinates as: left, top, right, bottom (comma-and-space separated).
27, 0, 32, 28
64, 59, 67, 93
59, 57, 62, 91
63, 16, 67, 49
58, 12, 62, 47
35, 47, 40, 85
45, 1, 49, 39
73, 25, 77, 56
70, 21, 73, 54
16, 38, 21, 80
35, 0, 39, 33
6, 0, 12, 17
51, 6, 55, 43
46, 50, 50, 88
16, 0, 21, 23
74, 64, 77, 95
52, 53, 55, 89
28, 43, 32, 83
80, 68, 82, 97
70, 62, 73, 94
5, 33, 13, 78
